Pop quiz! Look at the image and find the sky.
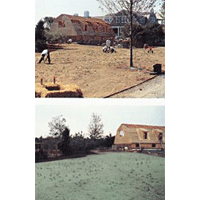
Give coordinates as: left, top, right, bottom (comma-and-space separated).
35, 0, 107, 24
35, 99, 165, 138
35, 0, 162, 24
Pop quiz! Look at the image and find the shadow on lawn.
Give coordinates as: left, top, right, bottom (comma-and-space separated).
35, 151, 98, 163
64, 48, 78, 51
47, 44, 64, 52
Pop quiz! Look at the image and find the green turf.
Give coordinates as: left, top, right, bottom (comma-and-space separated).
35, 152, 165, 200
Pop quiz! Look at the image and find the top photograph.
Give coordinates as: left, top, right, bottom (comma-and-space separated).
35, 0, 165, 98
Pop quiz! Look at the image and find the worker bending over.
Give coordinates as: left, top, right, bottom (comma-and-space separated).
38, 49, 51, 64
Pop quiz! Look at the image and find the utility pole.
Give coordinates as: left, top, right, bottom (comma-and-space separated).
130, 0, 133, 68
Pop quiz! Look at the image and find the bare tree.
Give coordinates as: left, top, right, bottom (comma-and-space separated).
48, 115, 67, 137
48, 115, 71, 156
97, 0, 157, 15
96, 0, 159, 67
43, 16, 55, 30
159, 0, 165, 25
88, 113, 104, 139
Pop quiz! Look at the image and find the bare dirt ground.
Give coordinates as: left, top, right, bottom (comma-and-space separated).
35, 44, 165, 98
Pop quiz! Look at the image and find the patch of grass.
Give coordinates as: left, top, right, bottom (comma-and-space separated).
35, 152, 165, 200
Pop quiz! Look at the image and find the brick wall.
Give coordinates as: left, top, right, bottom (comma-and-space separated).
115, 143, 165, 150
49, 14, 115, 44
114, 124, 165, 149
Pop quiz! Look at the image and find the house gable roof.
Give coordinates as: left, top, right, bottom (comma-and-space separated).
120, 123, 165, 131
114, 123, 165, 145
57, 14, 111, 26
51, 14, 114, 37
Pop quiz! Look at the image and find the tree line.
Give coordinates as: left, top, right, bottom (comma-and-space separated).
35, 114, 115, 162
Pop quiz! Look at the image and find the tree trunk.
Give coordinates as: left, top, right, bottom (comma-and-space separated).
130, 0, 133, 68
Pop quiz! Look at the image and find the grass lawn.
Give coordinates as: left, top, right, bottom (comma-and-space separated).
35, 152, 165, 200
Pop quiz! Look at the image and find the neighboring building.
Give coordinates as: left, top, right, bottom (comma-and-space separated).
114, 124, 165, 150
35, 142, 42, 152
49, 12, 115, 45
155, 13, 165, 25
35, 137, 61, 156
103, 10, 159, 37
104, 10, 130, 37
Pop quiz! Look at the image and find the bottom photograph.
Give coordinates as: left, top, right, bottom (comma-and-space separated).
35, 101, 165, 200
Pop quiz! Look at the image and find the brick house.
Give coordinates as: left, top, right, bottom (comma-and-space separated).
114, 124, 165, 150
35, 142, 42, 152
35, 137, 62, 157
49, 14, 115, 45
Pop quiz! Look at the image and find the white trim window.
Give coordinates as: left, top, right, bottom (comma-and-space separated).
120, 130, 125, 137
105, 17, 110, 23
121, 16, 127, 23
116, 16, 120, 23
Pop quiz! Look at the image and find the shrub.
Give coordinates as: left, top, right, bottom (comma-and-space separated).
35, 39, 47, 52
104, 135, 115, 147
122, 23, 165, 47
58, 127, 71, 156
45, 30, 70, 44
35, 20, 47, 52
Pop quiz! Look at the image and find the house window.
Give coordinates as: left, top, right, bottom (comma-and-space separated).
105, 17, 110, 23
120, 130, 124, 137
85, 25, 87, 31
116, 16, 120, 23
159, 133, 163, 141
58, 21, 65, 28
136, 143, 139, 148
152, 143, 156, 148
121, 16, 126, 23
144, 132, 148, 139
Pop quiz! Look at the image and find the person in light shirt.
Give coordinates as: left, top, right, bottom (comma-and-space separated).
106, 38, 111, 52
38, 49, 51, 64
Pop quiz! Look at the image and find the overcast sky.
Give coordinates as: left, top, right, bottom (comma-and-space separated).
35, 0, 162, 24
35, 99, 165, 138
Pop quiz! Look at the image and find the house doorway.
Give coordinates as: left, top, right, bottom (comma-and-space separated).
112, 28, 119, 36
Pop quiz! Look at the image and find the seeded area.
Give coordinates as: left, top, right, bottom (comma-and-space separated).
35, 152, 165, 200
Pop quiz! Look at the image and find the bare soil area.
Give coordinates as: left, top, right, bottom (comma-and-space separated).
35, 44, 165, 98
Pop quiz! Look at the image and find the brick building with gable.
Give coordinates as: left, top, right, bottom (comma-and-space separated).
49, 13, 115, 45
114, 124, 165, 150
